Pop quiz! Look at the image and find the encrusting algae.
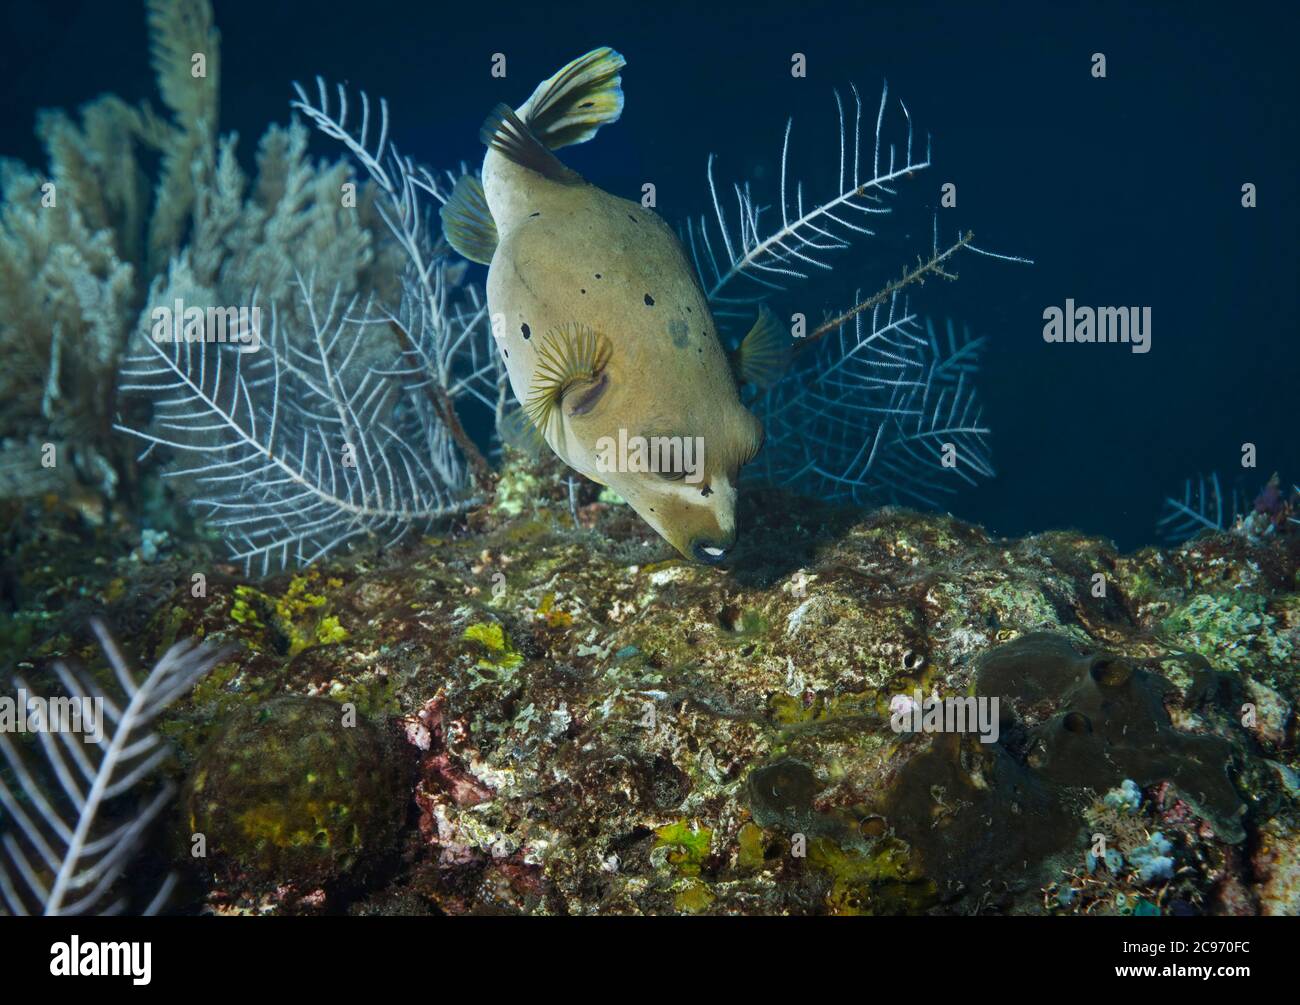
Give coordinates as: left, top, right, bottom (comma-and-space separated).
10, 447, 1295, 915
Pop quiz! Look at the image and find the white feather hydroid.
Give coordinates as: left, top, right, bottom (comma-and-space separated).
0, 621, 228, 916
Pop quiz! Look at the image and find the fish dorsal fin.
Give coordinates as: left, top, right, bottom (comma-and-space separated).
523, 47, 626, 150
481, 104, 581, 184
439, 174, 497, 265
524, 323, 612, 434
731, 305, 790, 389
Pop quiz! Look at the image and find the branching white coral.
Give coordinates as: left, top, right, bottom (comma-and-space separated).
289, 77, 506, 480
1157, 473, 1241, 542
116, 271, 482, 575
689, 83, 929, 317
110, 62, 502, 572
695, 83, 1024, 507
287, 78, 504, 419
0, 621, 228, 916
754, 303, 992, 507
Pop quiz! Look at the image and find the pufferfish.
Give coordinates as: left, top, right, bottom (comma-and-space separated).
441, 48, 786, 564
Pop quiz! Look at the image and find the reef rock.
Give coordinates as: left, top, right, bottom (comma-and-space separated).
184, 696, 407, 897
9, 455, 1299, 915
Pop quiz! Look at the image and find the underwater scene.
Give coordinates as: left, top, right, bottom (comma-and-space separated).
0, 0, 1297, 931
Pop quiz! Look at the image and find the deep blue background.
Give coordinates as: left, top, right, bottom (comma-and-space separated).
3, 0, 1296, 550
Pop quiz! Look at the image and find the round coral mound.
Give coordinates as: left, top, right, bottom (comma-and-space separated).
185, 696, 404, 890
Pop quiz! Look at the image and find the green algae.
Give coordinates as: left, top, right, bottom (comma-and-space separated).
673, 879, 716, 913
654, 819, 712, 876
463, 620, 524, 672
735, 822, 768, 870
230, 571, 350, 657
808, 835, 937, 915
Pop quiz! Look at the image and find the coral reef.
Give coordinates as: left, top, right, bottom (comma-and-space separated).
7, 453, 1295, 915
1160, 471, 1298, 544
0, 0, 1293, 918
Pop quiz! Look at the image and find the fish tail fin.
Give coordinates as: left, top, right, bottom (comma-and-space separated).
481, 103, 580, 183
521, 47, 626, 150
732, 305, 790, 389
440, 174, 498, 265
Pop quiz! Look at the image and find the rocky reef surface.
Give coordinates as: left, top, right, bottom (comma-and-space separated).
2, 454, 1297, 915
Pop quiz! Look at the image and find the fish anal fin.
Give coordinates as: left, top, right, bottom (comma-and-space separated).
498, 406, 547, 459
481, 104, 581, 184
440, 174, 497, 265
732, 305, 790, 389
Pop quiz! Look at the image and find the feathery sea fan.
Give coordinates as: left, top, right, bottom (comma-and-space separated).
116, 273, 487, 575
0, 621, 228, 916
690, 82, 1027, 504
1158, 472, 1242, 543
1159, 471, 1298, 544
115, 72, 503, 574
753, 311, 993, 507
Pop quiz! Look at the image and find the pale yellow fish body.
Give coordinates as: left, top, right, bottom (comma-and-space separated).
454, 49, 769, 562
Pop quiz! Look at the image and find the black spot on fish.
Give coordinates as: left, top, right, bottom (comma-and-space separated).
594, 273, 602, 279
701, 485, 713, 498
628, 214, 638, 223
580, 289, 586, 294
529, 211, 540, 217
521, 323, 531, 339
686, 306, 692, 313
668, 319, 689, 349
644, 294, 655, 306
503, 348, 509, 358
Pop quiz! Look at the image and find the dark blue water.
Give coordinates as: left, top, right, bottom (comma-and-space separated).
4, 0, 1295, 551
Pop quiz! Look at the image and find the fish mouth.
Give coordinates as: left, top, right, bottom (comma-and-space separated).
691, 539, 734, 565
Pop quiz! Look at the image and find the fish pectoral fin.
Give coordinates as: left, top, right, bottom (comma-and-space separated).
523, 47, 626, 150
523, 324, 612, 433
731, 304, 790, 389
498, 406, 547, 459
440, 174, 497, 265
481, 104, 581, 185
